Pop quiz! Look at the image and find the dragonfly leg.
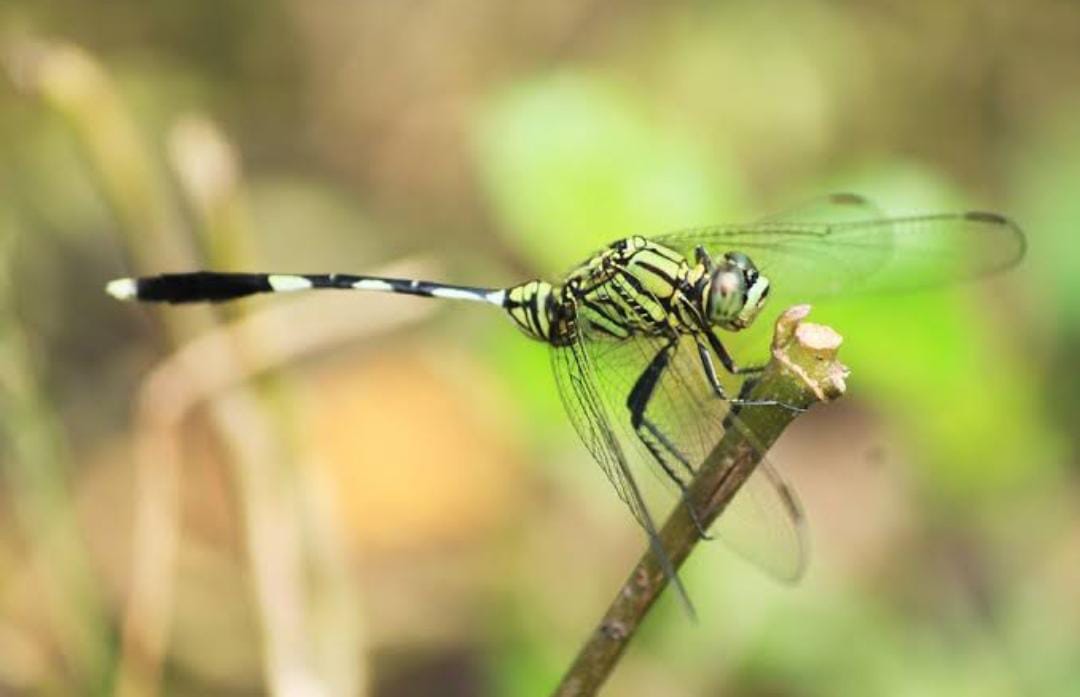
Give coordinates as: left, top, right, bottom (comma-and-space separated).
640, 420, 714, 540
695, 337, 730, 399
641, 418, 694, 479
699, 333, 805, 413
702, 327, 768, 375
627, 338, 714, 540
694, 245, 716, 272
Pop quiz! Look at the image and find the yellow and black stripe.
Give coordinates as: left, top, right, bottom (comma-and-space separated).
502, 280, 558, 343
562, 238, 698, 342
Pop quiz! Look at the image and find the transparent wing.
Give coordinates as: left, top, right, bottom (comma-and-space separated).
712, 438, 808, 582
651, 197, 1024, 370
653, 201, 1025, 304
550, 336, 653, 528
550, 311, 695, 610
757, 191, 887, 225
563, 277, 808, 581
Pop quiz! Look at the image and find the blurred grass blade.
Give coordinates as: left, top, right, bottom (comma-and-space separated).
166, 113, 369, 697
0, 213, 113, 692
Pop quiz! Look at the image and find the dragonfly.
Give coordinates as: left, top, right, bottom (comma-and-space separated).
106, 194, 1026, 609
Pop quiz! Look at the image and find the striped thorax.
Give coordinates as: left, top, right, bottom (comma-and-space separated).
499, 237, 771, 346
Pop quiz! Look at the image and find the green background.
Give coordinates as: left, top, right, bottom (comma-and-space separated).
0, 2, 1077, 695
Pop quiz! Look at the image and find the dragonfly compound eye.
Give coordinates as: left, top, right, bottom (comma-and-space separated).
708, 265, 748, 327
708, 255, 769, 331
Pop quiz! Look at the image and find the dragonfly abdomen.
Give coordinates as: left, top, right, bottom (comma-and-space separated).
501, 280, 567, 344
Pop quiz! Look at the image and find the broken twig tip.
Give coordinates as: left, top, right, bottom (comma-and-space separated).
770, 306, 849, 402
771, 304, 812, 349
794, 322, 843, 352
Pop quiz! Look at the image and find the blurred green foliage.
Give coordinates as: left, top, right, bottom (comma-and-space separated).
1, 1, 1078, 696
477, 74, 745, 270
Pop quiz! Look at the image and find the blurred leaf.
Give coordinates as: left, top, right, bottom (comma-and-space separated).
475, 73, 745, 272
1016, 119, 1080, 325
808, 162, 1059, 505
1010, 104, 1080, 433
0, 208, 113, 692
474, 71, 747, 452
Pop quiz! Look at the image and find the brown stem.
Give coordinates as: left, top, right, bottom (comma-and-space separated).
553, 305, 849, 697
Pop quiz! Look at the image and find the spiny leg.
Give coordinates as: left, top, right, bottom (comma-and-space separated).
696, 334, 804, 414
702, 326, 762, 376
626, 338, 713, 540
641, 419, 694, 479
724, 376, 760, 429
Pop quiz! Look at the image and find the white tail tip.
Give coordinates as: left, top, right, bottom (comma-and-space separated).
106, 278, 138, 301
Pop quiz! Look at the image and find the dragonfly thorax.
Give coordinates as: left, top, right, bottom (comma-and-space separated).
501, 240, 774, 346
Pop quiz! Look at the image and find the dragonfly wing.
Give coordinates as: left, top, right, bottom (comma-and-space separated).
757, 192, 886, 225
653, 208, 1025, 304
550, 337, 652, 527
568, 284, 808, 582
549, 305, 696, 611
713, 445, 808, 582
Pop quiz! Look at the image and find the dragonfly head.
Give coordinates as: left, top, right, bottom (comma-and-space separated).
706, 252, 770, 331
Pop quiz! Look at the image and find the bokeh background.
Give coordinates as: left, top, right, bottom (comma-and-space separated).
1, 2, 1078, 696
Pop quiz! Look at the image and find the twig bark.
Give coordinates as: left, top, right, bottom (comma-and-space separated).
553, 305, 849, 697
